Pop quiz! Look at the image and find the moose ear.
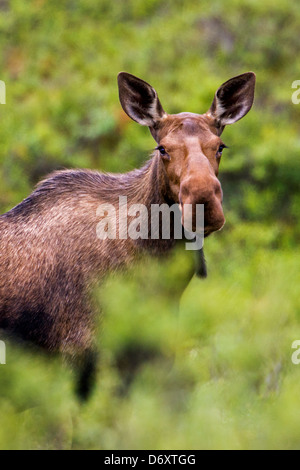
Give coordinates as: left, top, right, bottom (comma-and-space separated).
117, 72, 167, 127
208, 72, 256, 130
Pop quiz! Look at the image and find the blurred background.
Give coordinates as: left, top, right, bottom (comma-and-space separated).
0, 0, 300, 450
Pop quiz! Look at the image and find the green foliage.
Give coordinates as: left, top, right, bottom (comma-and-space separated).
0, 0, 300, 450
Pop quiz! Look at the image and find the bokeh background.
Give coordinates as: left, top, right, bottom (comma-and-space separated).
1, 0, 300, 449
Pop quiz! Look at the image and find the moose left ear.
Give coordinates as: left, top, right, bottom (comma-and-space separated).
208, 72, 256, 131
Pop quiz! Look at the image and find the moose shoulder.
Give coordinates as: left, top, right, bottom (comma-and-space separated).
0, 72, 255, 399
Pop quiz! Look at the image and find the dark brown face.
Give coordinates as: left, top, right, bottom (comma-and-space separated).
118, 71, 256, 237
154, 113, 226, 236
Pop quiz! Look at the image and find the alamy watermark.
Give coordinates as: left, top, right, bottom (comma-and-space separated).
291, 340, 300, 365
291, 81, 300, 104
0, 80, 5, 104
0, 340, 6, 364
96, 197, 205, 250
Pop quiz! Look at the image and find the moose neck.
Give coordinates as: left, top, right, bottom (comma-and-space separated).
123, 152, 173, 207
123, 152, 176, 253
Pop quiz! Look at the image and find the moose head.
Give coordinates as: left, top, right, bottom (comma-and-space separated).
118, 71, 256, 236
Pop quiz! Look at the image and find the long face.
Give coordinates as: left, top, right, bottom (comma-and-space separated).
118, 72, 256, 238
154, 112, 226, 236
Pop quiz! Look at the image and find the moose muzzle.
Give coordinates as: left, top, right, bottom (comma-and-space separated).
179, 174, 225, 237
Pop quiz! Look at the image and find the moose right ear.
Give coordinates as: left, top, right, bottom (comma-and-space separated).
117, 72, 167, 127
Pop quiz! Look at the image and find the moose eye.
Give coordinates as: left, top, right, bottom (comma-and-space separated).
218, 144, 227, 154
156, 145, 170, 160
157, 145, 167, 155
216, 144, 227, 159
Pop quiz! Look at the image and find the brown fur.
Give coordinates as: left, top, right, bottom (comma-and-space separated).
0, 158, 172, 352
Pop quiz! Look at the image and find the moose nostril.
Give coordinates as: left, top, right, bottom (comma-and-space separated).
179, 184, 189, 200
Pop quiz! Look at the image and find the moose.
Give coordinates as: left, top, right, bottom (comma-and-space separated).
0, 72, 255, 399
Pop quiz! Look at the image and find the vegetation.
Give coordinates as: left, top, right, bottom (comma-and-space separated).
0, 0, 300, 449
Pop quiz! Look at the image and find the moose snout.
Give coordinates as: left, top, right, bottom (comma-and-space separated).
179, 177, 225, 236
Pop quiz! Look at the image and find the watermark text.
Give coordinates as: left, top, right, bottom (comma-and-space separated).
291, 340, 300, 364
0, 340, 6, 365
96, 197, 204, 250
0, 80, 5, 104
291, 80, 300, 104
